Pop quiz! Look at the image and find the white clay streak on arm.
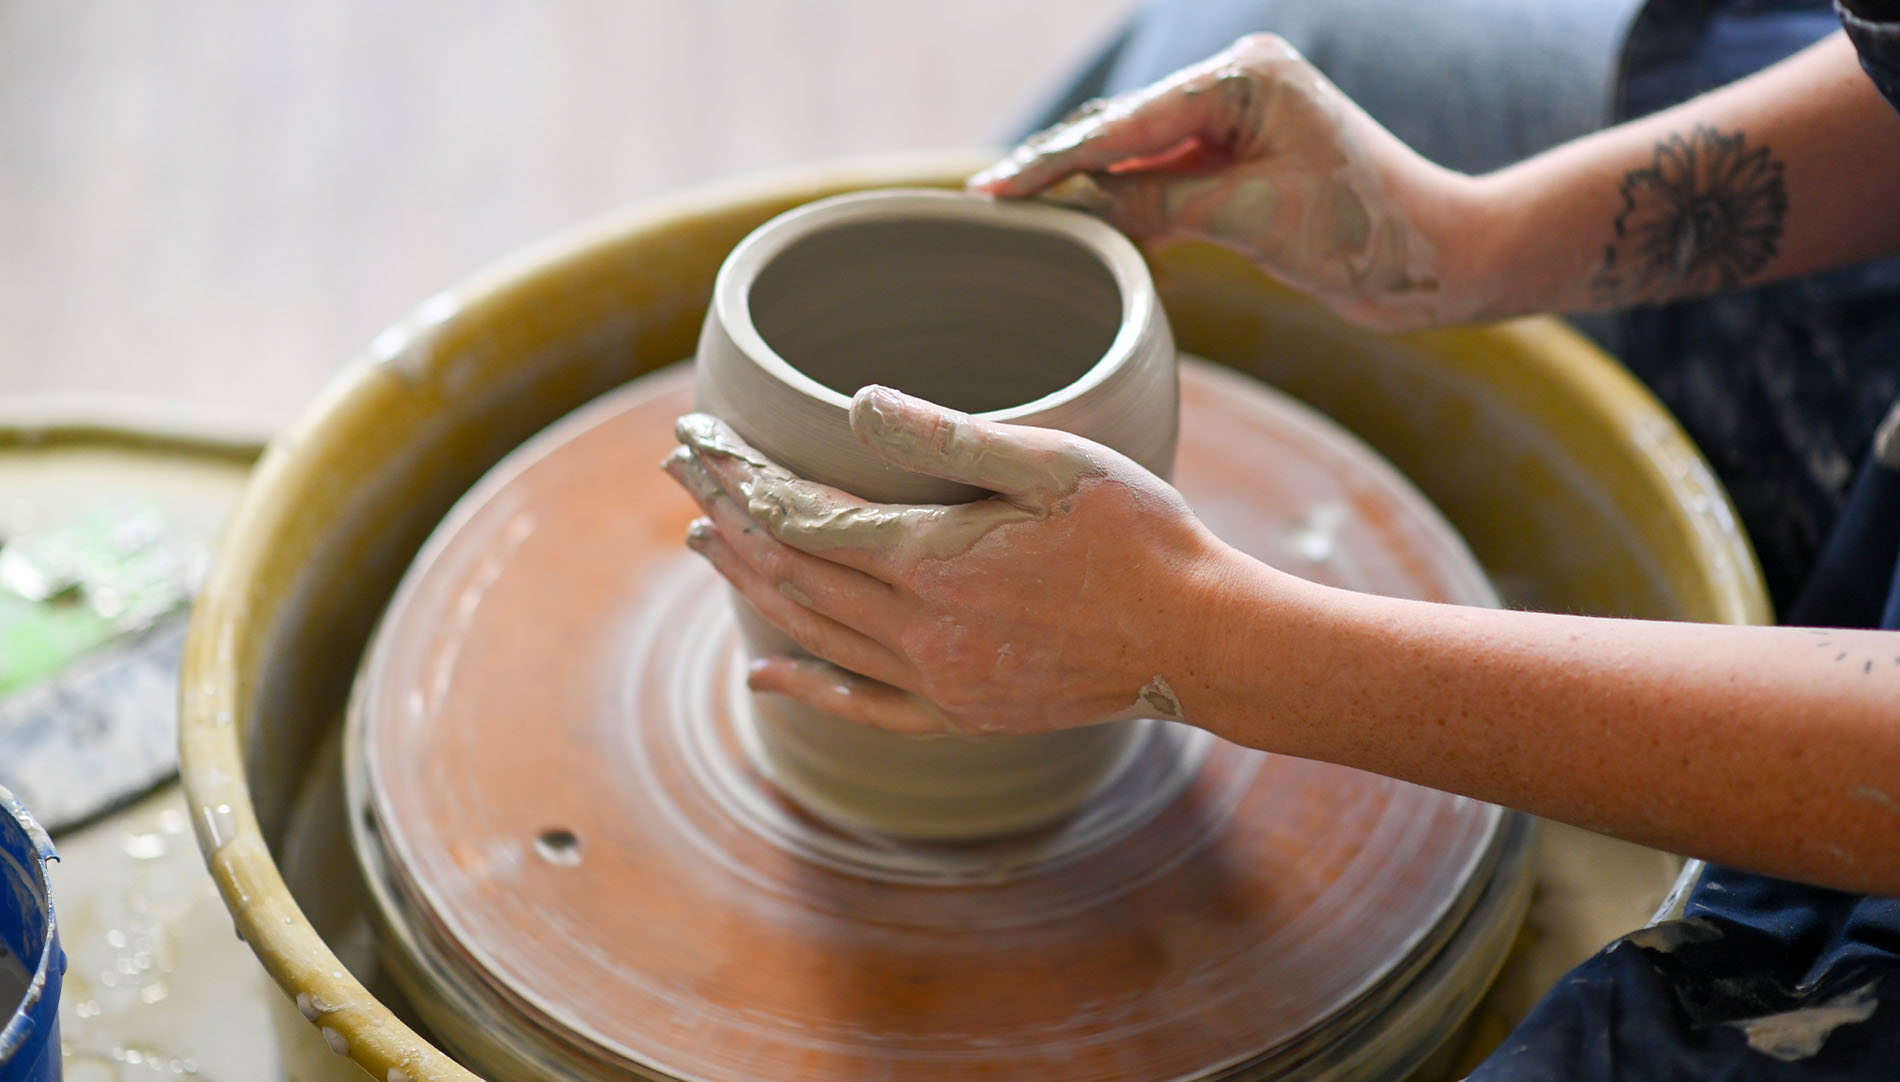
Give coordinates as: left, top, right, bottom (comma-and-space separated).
1192, 557, 1900, 894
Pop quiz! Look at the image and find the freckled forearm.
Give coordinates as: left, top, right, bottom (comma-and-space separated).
1184, 552, 1900, 894
1453, 32, 1900, 321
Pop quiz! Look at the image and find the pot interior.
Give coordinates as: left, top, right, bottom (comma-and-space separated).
748, 217, 1123, 412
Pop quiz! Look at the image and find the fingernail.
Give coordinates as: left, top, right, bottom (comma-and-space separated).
662, 447, 725, 504
674, 412, 719, 446
851, 385, 906, 436
676, 412, 777, 471
675, 412, 739, 457
660, 446, 701, 487
685, 518, 714, 550
744, 656, 777, 691
967, 164, 1011, 190
860, 383, 903, 410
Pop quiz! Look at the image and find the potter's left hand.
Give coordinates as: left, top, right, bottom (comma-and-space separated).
967, 34, 1485, 332
663, 387, 1237, 736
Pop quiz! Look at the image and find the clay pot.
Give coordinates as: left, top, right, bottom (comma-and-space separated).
694, 188, 1178, 840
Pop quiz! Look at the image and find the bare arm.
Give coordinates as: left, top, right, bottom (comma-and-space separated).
1465, 31, 1900, 318
666, 392, 1900, 896
973, 32, 1900, 329
1186, 549, 1900, 896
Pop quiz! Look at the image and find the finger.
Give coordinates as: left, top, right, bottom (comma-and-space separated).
677, 412, 1033, 578
662, 444, 730, 507
674, 413, 913, 579
849, 386, 1101, 503
1003, 142, 1233, 221
685, 519, 912, 690
1106, 134, 1235, 175
747, 656, 958, 737
668, 451, 905, 641
968, 35, 1290, 196
1084, 169, 1265, 245
673, 412, 789, 478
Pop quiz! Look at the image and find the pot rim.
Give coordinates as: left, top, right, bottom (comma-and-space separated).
710, 187, 1159, 420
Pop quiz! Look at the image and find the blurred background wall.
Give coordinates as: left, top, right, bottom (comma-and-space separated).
0, 1, 1130, 425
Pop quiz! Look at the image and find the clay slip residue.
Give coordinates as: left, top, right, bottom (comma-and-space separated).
674, 394, 1104, 562
1138, 677, 1184, 721
1619, 916, 1722, 954
1732, 982, 1879, 1062
675, 413, 1003, 557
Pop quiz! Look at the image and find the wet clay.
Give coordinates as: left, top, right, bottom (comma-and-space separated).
693, 189, 1179, 839
673, 413, 1040, 561
674, 400, 1109, 561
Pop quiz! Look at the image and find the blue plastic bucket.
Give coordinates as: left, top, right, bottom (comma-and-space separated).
0, 787, 60, 1082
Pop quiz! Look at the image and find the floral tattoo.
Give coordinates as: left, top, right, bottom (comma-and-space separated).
1592, 124, 1788, 306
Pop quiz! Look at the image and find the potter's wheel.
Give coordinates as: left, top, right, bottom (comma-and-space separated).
345, 359, 1533, 1082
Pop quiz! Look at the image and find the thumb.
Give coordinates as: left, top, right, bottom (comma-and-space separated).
848, 386, 1097, 502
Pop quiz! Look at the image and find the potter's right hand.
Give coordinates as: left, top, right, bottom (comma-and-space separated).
969, 34, 1487, 333
663, 388, 1247, 737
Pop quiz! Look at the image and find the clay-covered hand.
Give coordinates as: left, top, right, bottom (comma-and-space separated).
663, 387, 1235, 736
969, 33, 1483, 332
